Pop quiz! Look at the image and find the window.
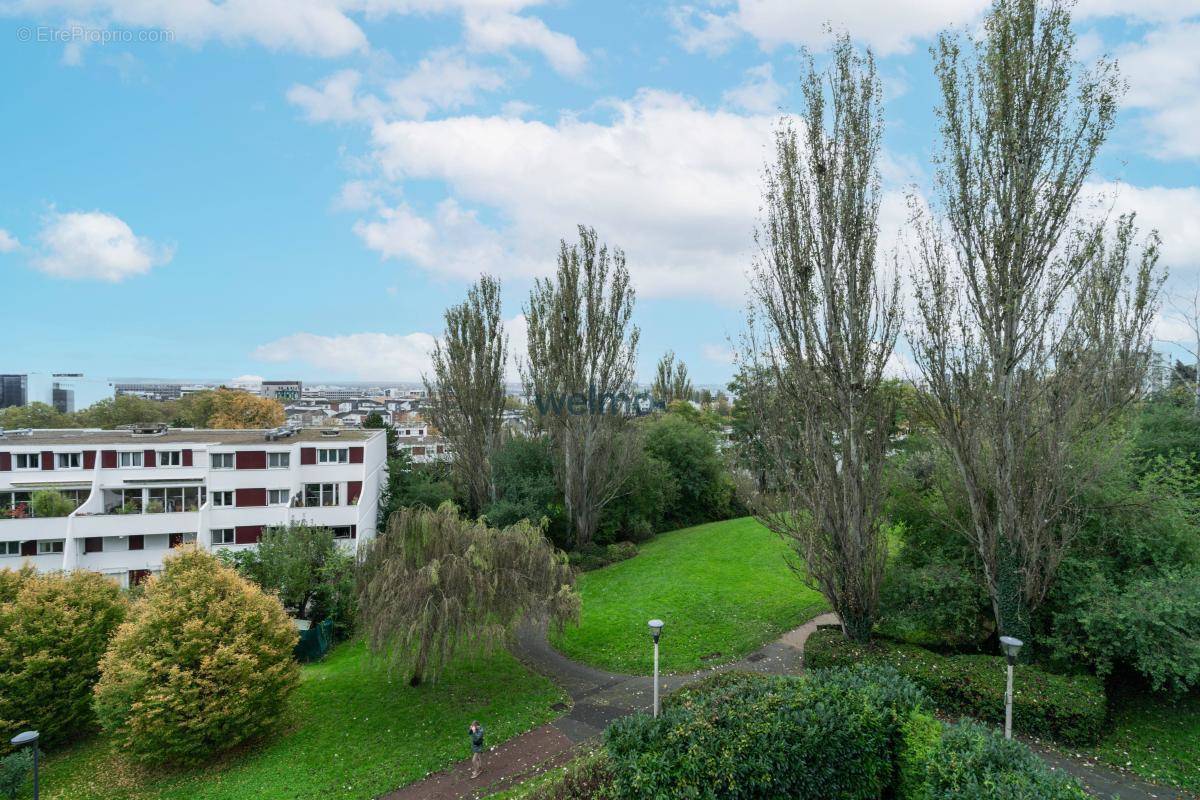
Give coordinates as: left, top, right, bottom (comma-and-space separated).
268, 452, 290, 469
303, 483, 339, 507
38, 540, 65, 554
268, 489, 290, 506
318, 448, 348, 464
211, 528, 235, 545
14, 453, 40, 470
212, 491, 234, 508
118, 451, 143, 468
211, 453, 234, 469
331, 526, 354, 539
56, 452, 81, 469
0, 542, 19, 557
158, 451, 182, 467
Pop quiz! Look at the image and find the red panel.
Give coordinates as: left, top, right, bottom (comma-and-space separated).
234, 525, 263, 545
101, 450, 117, 468
236, 488, 267, 507
42, 451, 54, 471
182, 449, 193, 467
83, 537, 103, 554
236, 450, 267, 470
349, 446, 364, 464
300, 447, 316, 465
128, 535, 144, 551
20, 540, 36, 557
0, 453, 10, 472
144, 449, 156, 468
347, 480, 362, 504
83, 450, 96, 469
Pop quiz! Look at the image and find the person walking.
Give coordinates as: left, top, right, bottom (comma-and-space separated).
468, 720, 485, 779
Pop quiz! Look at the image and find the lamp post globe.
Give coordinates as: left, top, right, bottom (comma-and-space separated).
648, 619, 664, 643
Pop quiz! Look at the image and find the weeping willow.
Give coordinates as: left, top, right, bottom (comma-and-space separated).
356, 504, 580, 685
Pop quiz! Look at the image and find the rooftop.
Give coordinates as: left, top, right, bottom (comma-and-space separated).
0, 427, 382, 447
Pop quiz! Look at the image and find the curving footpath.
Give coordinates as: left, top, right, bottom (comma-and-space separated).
380, 612, 1194, 800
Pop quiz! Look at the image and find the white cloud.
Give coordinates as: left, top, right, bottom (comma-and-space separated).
33, 210, 172, 281
1115, 22, 1200, 159
360, 90, 787, 301
288, 52, 505, 124
1084, 181, 1200, 276
230, 374, 264, 386
461, 10, 585, 75
7, 0, 369, 57
722, 63, 784, 113
702, 343, 736, 365
253, 331, 436, 381
0, 229, 19, 253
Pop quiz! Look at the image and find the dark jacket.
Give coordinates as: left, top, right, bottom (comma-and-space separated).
469, 725, 485, 753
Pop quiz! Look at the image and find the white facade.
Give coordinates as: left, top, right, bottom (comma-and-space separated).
0, 427, 387, 587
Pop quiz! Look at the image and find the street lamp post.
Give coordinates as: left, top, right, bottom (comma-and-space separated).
648, 619, 664, 718
999, 636, 1023, 740
11, 730, 39, 800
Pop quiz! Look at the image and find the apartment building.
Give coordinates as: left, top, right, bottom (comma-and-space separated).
0, 426, 387, 587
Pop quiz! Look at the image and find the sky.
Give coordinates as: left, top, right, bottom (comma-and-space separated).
1, 0, 1199, 387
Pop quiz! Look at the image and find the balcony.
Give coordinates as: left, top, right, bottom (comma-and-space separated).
73, 511, 199, 538
0, 515, 70, 542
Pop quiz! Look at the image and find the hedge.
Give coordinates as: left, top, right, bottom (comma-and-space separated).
805, 630, 1106, 745
606, 665, 927, 799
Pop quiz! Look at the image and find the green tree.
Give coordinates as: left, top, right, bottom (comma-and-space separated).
0, 569, 127, 748
94, 548, 298, 765
642, 413, 732, 526
652, 350, 694, 405
0, 402, 74, 430
357, 505, 578, 685
75, 396, 176, 429
908, 0, 1162, 647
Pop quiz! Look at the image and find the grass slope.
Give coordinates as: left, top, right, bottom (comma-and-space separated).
38, 642, 566, 800
1088, 687, 1200, 794
551, 517, 828, 674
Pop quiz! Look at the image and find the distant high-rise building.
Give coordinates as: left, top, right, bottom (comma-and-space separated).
0, 375, 27, 409
26, 373, 112, 414
261, 380, 302, 402
115, 382, 186, 402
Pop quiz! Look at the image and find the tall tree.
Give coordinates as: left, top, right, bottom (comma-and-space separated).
743, 35, 900, 642
652, 350, 694, 405
424, 275, 508, 517
909, 0, 1162, 647
1165, 281, 1200, 411
522, 226, 640, 549
356, 505, 578, 685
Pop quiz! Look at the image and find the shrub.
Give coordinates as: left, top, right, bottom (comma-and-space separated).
896, 712, 943, 800
0, 749, 31, 800
0, 569, 126, 747
805, 630, 1106, 745
605, 666, 927, 799
94, 547, 299, 765
524, 749, 615, 799
29, 489, 76, 518
919, 720, 1089, 799
878, 558, 992, 647
569, 541, 638, 572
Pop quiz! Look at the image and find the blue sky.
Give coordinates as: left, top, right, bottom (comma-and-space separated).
2, 0, 1198, 386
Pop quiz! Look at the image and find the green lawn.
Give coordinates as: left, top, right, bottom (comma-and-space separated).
35, 642, 566, 800
1088, 686, 1200, 794
550, 517, 828, 674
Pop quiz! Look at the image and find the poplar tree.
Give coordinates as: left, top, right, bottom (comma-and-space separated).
522, 226, 640, 549
425, 275, 508, 517
909, 0, 1162, 647
653, 350, 694, 405
745, 35, 900, 642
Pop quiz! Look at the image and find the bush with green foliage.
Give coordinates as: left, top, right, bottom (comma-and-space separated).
0, 749, 31, 800
896, 712, 943, 800
911, 719, 1089, 800
805, 630, 1106, 745
523, 749, 615, 800
484, 435, 569, 545
605, 665, 927, 799
0, 569, 126, 748
640, 412, 734, 526
878, 556, 993, 647
568, 541, 638, 571
220, 523, 357, 638
29, 489, 77, 518
94, 547, 299, 765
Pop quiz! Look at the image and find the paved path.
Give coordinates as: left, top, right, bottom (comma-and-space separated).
380, 612, 1195, 800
